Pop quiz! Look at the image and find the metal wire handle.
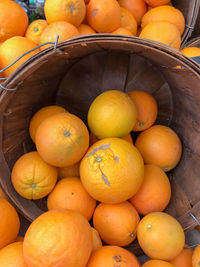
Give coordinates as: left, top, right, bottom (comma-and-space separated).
0, 36, 62, 91
184, 213, 200, 249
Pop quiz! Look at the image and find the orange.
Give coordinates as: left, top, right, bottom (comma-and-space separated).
40, 21, 79, 50
169, 247, 192, 267
78, 24, 96, 35
112, 27, 134, 36
135, 125, 182, 172
11, 151, 58, 200
0, 36, 40, 77
29, 105, 67, 143
144, 0, 170, 7
58, 162, 80, 179
80, 138, 144, 203
25, 19, 48, 45
137, 212, 185, 261
36, 112, 89, 167
141, 6, 185, 35
0, 185, 8, 200
87, 0, 121, 33
93, 201, 140, 246
91, 227, 102, 252
47, 177, 96, 220
181, 47, 200, 58
192, 245, 200, 267
142, 260, 175, 267
127, 90, 158, 131
0, 0, 28, 42
88, 90, 137, 139
23, 210, 92, 267
0, 199, 20, 249
139, 21, 181, 50
44, 0, 86, 27
121, 8, 138, 35
129, 164, 171, 215
87, 246, 141, 267
0, 241, 27, 267
90, 132, 133, 146
118, 0, 147, 24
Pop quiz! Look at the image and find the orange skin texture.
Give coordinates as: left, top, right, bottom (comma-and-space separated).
25, 19, 48, 45
127, 90, 158, 131
139, 21, 181, 50
135, 125, 182, 172
112, 27, 134, 36
192, 245, 200, 267
142, 260, 175, 267
90, 132, 133, 146
87, 0, 121, 33
80, 138, 144, 204
78, 24, 96, 35
23, 210, 92, 267
58, 161, 80, 179
118, 0, 147, 24
0, 36, 39, 77
29, 105, 67, 143
137, 212, 185, 261
11, 151, 58, 200
47, 177, 96, 220
0, 199, 20, 249
181, 47, 200, 58
88, 90, 137, 139
144, 0, 170, 7
39, 21, 79, 50
121, 8, 138, 35
0, 0, 28, 42
93, 201, 140, 246
169, 247, 192, 267
129, 164, 171, 215
87, 245, 141, 267
0, 241, 27, 267
44, 0, 86, 27
36, 112, 89, 167
91, 227, 102, 252
141, 6, 185, 35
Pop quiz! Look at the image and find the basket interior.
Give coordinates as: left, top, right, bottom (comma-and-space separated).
1, 38, 200, 234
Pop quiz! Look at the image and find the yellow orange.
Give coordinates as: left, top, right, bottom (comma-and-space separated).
25, 19, 48, 45
121, 8, 138, 35
181, 47, 200, 58
78, 24, 96, 35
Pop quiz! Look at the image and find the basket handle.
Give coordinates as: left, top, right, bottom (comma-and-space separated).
0, 36, 61, 91
184, 213, 200, 249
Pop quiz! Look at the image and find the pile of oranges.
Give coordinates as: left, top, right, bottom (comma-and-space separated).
0, 88, 199, 266
0, 0, 199, 78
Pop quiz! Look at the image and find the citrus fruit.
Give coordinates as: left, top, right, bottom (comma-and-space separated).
23, 210, 92, 267
0, 241, 27, 267
0, 185, 8, 200
181, 47, 200, 58
127, 90, 158, 131
25, 19, 48, 45
112, 27, 134, 36
44, 0, 86, 27
11, 151, 58, 199
144, 0, 171, 7
0, 36, 39, 77
169, 246, 192, 267
88, 90, 137, 139
90, 132, 133, 146
80, 138, 144, 203
36, 112, 89, 167
93, 201, 139, 246
0, 198, 20, 249
47, 177, 96, 220
58, 162, 80, 179
129, 164, 171, 215
87, 246, 141, 267
121, 8, 138, 35
135, 125, 182, 171
91, 227, 102, 252
29, 105, 67, 143
16, 236, 24, 242
137, 212, 185, 260
142, 260, 175, 267
192, 245, 200, 267
139, 21, 181, 49
78, 24, 96, 35
141, 6, 185, 35
87, 0, 121, 33
0, 0, 28, 42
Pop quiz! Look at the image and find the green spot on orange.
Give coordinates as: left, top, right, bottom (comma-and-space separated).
31, 184, 36, 188
64, 131, 71, 137
34, 27, 39, 32
96, 156, 102, 162
139, 122, 144, 127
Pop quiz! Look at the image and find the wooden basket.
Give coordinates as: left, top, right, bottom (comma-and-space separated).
0, 35, 200, 245
185, 37, 200, 47
191, 4, 200, 39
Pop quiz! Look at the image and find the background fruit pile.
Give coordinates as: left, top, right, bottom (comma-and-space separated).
0, 0, 199, 78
